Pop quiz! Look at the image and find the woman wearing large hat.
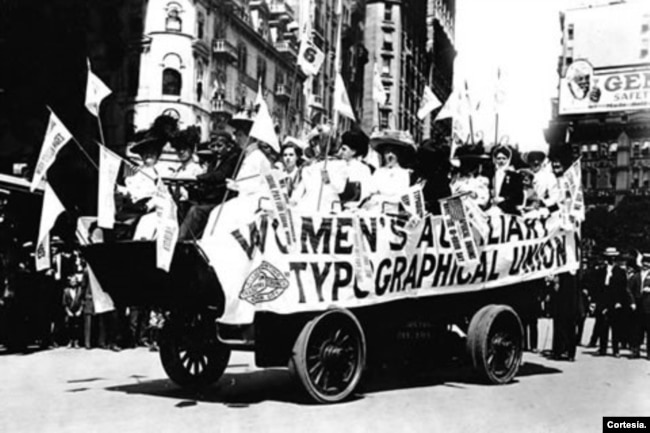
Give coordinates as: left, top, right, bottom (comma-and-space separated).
366, 129, 416, 209
450, 141, 490, 210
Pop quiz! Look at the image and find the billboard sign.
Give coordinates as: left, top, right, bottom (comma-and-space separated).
559, 60, 650, 115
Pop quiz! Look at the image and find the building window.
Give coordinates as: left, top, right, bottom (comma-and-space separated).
382, 57, 391, 75
567, 24, 574, 40
642, 48, 649, 59
162, 68, 182, 95
382, 32, 393, 51
197, 12, 205, 39
384, 3, 392, 21
379, 109, 390, 129
633, 141, 641, 158
642, 23, 649, 33
257, 56, 267, 89
165, 3, 182, 32
237, 43, 247, 73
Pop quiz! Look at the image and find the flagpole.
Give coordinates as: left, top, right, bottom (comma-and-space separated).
465, 81, 475, 145
317, 0, 344, 212
494, 112, 499, 147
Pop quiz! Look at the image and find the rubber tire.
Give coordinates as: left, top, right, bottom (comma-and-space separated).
290, 309, 366, 404
467, 304, 523, 384
159, 313, 230, 389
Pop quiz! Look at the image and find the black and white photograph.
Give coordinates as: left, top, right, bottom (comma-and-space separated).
0, 0, 649, 431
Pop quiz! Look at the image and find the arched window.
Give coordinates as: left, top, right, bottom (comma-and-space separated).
166, 3, 182, 32
162, 68, 182, 95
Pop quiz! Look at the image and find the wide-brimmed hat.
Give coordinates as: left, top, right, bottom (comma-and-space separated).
523, 150, 547, 166
228, 110, 254, 134
492, 145, 512, 160
341, 129, 369, 157
171, 126, 201, 151
130, 131, 166, 156
370, 129, 417, 155
603, 247, 620, 257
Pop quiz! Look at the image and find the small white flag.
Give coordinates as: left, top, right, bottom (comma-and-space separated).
417, 85, 442, 120
155, 182, 179, 272
372, 62, 387, 105
85, 60, 112, 117
36, 182, 65, 271
98, 145, 122, 229
298, 39, 325, 76
334, 73, 355, 121
31, 111, 73, 192
250, 84, 280, 152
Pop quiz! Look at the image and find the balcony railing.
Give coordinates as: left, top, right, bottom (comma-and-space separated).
212, 39, 238, 63
274, 40, 297, 59
211, 98, 237, 117
308, 94, 324, 111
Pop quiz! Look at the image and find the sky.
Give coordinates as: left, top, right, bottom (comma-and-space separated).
454, 0, 615, 152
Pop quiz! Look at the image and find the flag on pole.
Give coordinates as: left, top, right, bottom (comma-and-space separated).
31, 110, 72, 191
36, 182, 65, 271
98, 145, 122, 229
298, 39, 325, 76
435, 87, 458, 121
494, 67, 506, 109
334, 73, 355, 121
417, 85, 442, 120
85, 59, 112, 117
372, 62, 387, 105
250, 83, 280, 152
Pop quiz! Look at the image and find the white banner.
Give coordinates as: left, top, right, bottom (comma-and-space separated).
262, 168, 296, 249
98, 145, 122, 229
35, 234, 51, 272
199, 210, 580, 325
31, 111, 73, 191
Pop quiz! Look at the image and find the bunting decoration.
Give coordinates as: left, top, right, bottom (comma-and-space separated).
250, 83, 280, 152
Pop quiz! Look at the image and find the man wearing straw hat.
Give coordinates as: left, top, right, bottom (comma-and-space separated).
592, 247, 632, 357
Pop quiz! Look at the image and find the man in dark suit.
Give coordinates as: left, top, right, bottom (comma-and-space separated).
592, 247, 632, 357
179, 131, 241, 240
491, 145, 523, 215
628, 253, 650, 359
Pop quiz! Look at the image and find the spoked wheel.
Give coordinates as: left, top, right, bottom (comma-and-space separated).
290, 309, 366, 403
467, 305, 523, 384
159, 311, 230, 389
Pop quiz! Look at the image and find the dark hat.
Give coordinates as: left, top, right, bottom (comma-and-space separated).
130, 114, 179, 156
370, 129, 417, 156
228, 110, 254, 134
548, 144, 574, 168
341, 129, 369, 157
171, 126, 201, 151
455, 141, 489, 160
523, 150, 547, 165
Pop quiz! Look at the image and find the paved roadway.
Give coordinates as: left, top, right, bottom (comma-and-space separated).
1, 318, 649, 433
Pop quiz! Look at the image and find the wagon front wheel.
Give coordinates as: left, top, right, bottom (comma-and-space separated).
159, 311, 230, 389
467, 304, 523, 384
290, 309, 366, 403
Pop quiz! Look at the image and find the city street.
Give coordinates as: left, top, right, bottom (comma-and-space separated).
1, 318, 648, 433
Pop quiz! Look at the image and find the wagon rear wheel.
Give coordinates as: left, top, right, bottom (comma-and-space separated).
290, 309, 366, 403
467, 305, 523, 384
159, 311, 230, 389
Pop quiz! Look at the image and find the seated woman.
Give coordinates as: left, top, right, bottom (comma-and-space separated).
412, 138, 451, 215
166, 126, 205, 218
490, 144, 523, 215
116, 115, 178, 239
365, 129, 416, 212
335, 130, 372, 209
449, 142, 490, 210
